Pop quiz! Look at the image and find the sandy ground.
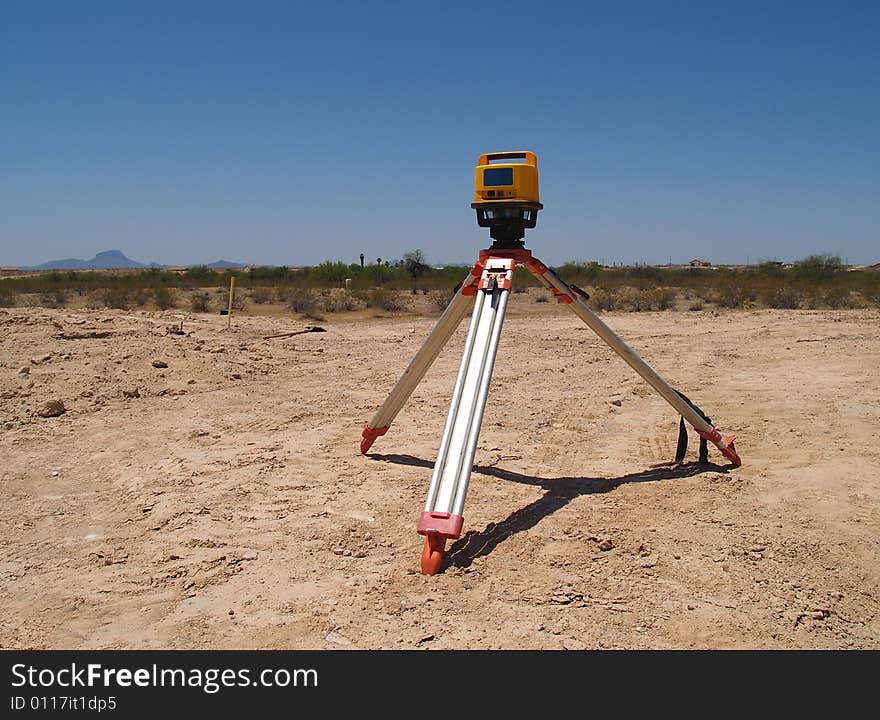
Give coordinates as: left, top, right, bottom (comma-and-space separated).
1, 296, 878, 649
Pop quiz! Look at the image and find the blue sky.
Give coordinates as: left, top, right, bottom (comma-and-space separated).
1, 1, 878, 267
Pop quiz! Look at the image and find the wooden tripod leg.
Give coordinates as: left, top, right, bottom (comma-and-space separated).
523, 256, 741, 467
360, 271, 478, 454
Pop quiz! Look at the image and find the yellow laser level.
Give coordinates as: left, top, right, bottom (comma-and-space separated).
471, 150, 543, 249
473, 151, 540, 204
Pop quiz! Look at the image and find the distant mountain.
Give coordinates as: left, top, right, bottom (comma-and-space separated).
19, 251, 246, 271
24, 250, 150, 270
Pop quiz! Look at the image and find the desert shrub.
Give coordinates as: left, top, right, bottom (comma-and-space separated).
822, 286, 856, 309
185, 265, 215, 283
792, 253, 842, 282
366, 287, 408, 312
132, 289, 150, 307
251, 286, 273, 304
190, 292, 211, 313
755, 261, 784, 278
688, 300, 704, 311
219, 290, 246, 311
40, 288, 68, 308
534, 293, 549, 303
320, 291, 356, 313
287, 288, 320, 316
428, 289, 455, 312
101, 287, 132, 309
619, 287, 655, 311
651, 288, 677, 310
153, 286, 176, 310
0, 284, 15, 307
589, 288, 617, 311
311, 261, 352, 284
760, 286, 801, 309
715, 283, 750, 309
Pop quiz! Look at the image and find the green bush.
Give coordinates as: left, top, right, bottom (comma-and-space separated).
792, 254, 842, 282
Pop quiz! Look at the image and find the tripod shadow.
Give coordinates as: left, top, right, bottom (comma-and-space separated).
367, 453, 727, 569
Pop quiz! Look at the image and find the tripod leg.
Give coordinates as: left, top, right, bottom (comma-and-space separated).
418, 256, 514, 573
360, 271, 477, 453
523, 257, 741, 466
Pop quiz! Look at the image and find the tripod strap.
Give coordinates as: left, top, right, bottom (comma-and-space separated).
673, 389, 711, 463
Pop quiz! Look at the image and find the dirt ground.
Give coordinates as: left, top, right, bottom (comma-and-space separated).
1, 295, 878, 649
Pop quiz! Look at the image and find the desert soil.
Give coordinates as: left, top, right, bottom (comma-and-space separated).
1, 297, 878, 649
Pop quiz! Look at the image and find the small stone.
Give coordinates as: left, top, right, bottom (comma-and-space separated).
597, 537, 614, 551
51, 471, 60, 477
687, 604, 695, 610
352, 550, 367, 558
151, 359, 168, 368
242, 550, 258, 561
228, 609, 235, 616
17, 366, 30, 376
324, 631, 352, 646
30, 353, 51, 365
610, 399, 622, 407
231, 373, 242, 380
639, 557, 658, 568
37, 399, 66, 418
122, 388, 140, 398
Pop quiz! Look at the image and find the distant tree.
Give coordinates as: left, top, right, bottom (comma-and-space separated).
792, 253, 843, 282
403, 249, 429, 293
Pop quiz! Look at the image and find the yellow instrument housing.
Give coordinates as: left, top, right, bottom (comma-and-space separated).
473, 151, 540, 204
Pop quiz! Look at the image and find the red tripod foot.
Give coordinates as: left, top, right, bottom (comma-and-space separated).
360, 424, 389, 454
420, 533, 446, 575
720, 435, 742, 467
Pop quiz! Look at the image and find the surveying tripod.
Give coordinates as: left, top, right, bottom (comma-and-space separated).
360, 151, 740, 574
360, 247, 741, 574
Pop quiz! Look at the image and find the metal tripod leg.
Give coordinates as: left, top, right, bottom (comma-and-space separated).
524, 258, 741, 466
417, 256, 514, 574
360, 271, 478, 453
